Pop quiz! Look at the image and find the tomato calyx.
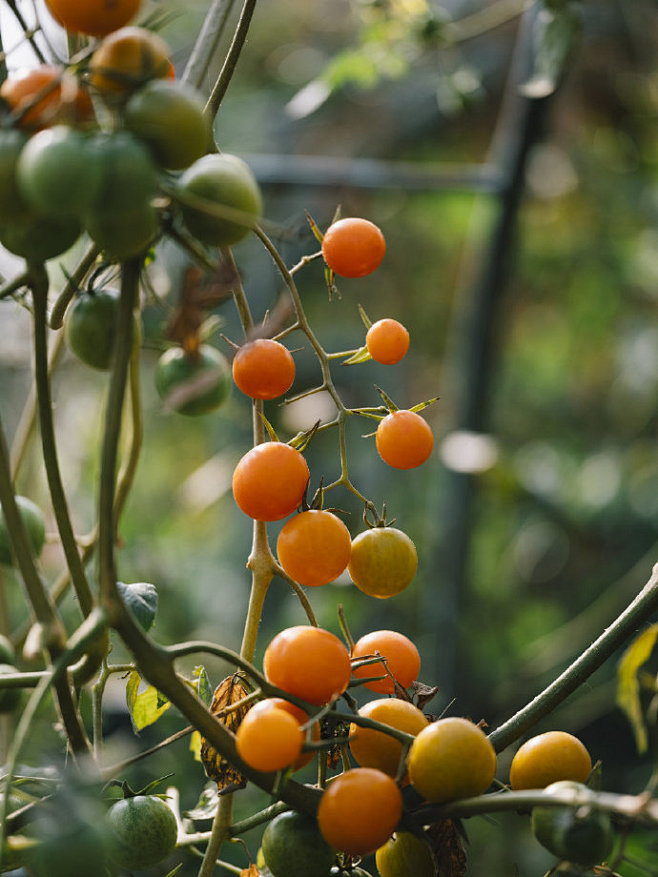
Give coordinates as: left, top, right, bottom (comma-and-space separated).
104, 774, 174, 801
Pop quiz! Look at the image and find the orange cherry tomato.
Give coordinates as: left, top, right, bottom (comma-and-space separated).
232, 338, 296, 400
366, 318, 410, 365
232, 442, 309, 521
263, 625, 351, 706
321, 217, 386, 278
276, 509, 352, 587
351, 629, 421, 694
375, 410, 434, 469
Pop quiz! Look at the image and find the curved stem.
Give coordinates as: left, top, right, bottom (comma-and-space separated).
488, 562, 658, 753
198, 794, 233, 877
204, 0, 258, 122
97, 259, 141, 614
48, 242, 100, 330
31, 265, 94, 617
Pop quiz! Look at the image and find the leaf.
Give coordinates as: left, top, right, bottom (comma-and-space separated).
117, 581, 158, 632
200, 674, 251, 793
193, 665, 213, 706
341, 345, 372, 366
184, 784, 219, 820
520, 2, 581, 99
616, 624, 658, 754
190, 730, 203, 762
125, 670, 171, 732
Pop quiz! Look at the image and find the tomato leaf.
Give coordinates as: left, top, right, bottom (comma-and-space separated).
341, 345, 371, 365
117, 581, 158, 632
193, 665, 213, 706
616, 624, 658, 754
126, 670, 171, 732
189, 730, 203, 762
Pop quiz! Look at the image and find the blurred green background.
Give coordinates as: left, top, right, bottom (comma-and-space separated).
1, 0, 657, 874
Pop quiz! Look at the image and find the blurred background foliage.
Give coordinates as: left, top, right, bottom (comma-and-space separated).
1, 0, 658, 874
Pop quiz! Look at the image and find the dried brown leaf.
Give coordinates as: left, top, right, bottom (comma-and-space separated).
200, 674, 251, 792
426, 819, 467, 877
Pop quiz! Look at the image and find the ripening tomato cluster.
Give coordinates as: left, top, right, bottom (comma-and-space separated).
232, 622, 600, 874
0, 10, 262, 265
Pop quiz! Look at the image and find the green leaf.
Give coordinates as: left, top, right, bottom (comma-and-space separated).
341, 346, 372, 366
616, 624, 658, 754
520, 2, 581, 99
125, 670, 171, 732
193, 665, 213, 706
117, 581, 158, 632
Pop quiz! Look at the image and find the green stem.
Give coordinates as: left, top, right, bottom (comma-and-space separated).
488, 562, 658, 753
48, 243, 100, 329
97, 259, 141, 614
204, 0, 258, 122
198, 795, 234, 877
182, 0, 237, 89
30, 265, 95, 618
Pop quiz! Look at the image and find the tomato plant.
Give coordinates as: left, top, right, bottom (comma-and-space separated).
263, 625, 352, 705
236, 699, 304, 772
44, 0, 141, 37
347, 526, 418, 598
106, 794, 178, 870
232, 441, 310, 521
232, 337, 296, 399
375, 831, 436, 877
65, 288, 120, 370
531, 782, 614, 866
261, 810, 336, 877
407, 716, 497, 803
509, 730, 593, 790
350, 629, 421, 694
375, 409, 434, 469
316, 767, 402, 856
0, 129, 29, 216
276, 509, 352, 587
155, 344, 232, 416
321, 217, 386, 278
348, 697, 428, 776
265, 697, 321, 770
365, 318, 410, 365
0, 66, 94, 130
17, 125, 101, 217
0, 495, 46, 566
88, 26, 171, 99
123, 79, 211, 170
0, 665, 21, 713
177, 152, 263, 246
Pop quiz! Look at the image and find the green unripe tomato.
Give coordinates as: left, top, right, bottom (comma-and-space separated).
0, 633, 15, 664
65, 288, 119, 370
375, 831, 435, 877
87, 130, 158, 212
177, 153, 262, 247
124, 79, 211, 170
0, 495, 46, 566
0, 212, 81, 262
155, 344, 231, 416
107, 795, 177, 870
0, 664, 22, 713
16, 125, 102, 216
261, 810, 336, 877
84, 202, 161, 261
531, 781, 614, 866
0, 128, 29, 216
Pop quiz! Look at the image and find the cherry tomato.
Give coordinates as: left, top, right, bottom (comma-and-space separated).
276, 509, 352, 587
232, 442, 309, 521
321, 217, 386, 278
375, 410, 434, 469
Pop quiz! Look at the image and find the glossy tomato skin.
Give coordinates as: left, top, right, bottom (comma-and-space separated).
88, 26, 171, 98
235, 700, 304, 772
0, 212, 81, 262
347, 527, 418, 599
261, 810, 336, 877
531, 782, 613, 866
321, 217, 386, 278
45, 0, 141, 38
86, 130, 158, 212
375, 410, 434, 469
0, 129, 29, 216
232, 442, 309, 521
0, 66, 94, 130
351, 629, 421, 694
124, 79, 211, 170
17, 125, 102, 216
276, 509, 352, 587
232, 338, 296, 400
155, 345, 232, 416
263, 625, 352, 706
106, 795, 177, 870
375, 831, 435, 877
84, 203, 160, 261
178, 153, 263, 247
509, 731, 592, 790
65, 288, 120, 370
0, 495, 46, 566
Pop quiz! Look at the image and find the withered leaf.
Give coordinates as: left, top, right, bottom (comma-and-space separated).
411, 680, 440, 712
200, 674, 251, 793
240, 866, 260, 877
167, 261, 239, 353
426, 819, 467, 877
